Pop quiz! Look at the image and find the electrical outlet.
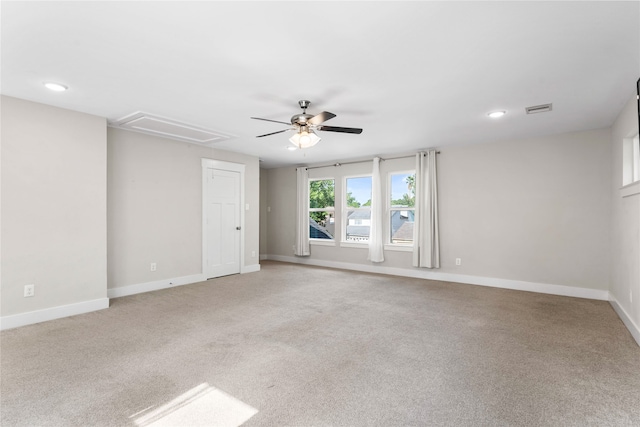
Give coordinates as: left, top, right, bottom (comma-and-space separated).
251, 251, 256, 258
455, 258, 462, 266
24, 284, 35, 297
150, 262, 157, 271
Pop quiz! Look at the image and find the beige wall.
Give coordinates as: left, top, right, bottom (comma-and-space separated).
264, 127, 612, 292
0, 96, 260, 324
439, 128, 611, 289
610, 93, 640, 330
265, 166, 296, 257
107, 128, 260, 289
1, 96, 107, 316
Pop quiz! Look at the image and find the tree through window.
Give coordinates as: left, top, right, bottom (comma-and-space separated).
309, 179, 335, 239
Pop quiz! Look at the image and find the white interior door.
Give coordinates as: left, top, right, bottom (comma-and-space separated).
204, 167, 241, 278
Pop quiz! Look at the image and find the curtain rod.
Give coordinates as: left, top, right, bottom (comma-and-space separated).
304, 151, 440, 170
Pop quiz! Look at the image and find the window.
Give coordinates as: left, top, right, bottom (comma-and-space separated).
389, 172, 415, 244
344, 176, 372, 242
309, 179, 335, 240
623, 133, 640, 186
634, 133, 640, 183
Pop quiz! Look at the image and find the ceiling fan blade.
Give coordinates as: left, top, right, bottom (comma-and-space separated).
307, 111, 336, 125
256, 129, 290, 138
251, 117, 291, 125
317, 125, 363, 134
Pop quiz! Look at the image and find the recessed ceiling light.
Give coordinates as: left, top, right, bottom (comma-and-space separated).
43, 82, 68, 92
286, 146, 297, 151
487, 111, 506, 118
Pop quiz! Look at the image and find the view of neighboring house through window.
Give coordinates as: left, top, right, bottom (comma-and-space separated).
309, 179, 335, 239
344, 176, 372, 242
390, 172, 415, 244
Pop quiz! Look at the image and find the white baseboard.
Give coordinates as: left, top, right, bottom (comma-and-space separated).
0, 298, 110, 331
259, 254, 268, 261
3, 266, 263, 330
108, 273, 206, 299
241, 264, 261, 274
609, 296, 640, 347
264, 255, 610, 301
108, 265, 260, 299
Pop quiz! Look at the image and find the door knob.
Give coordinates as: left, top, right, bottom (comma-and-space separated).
236, 226, 241, 230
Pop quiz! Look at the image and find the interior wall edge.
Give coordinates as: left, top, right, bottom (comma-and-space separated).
609, 294, 640, 347
0, 298, 110, 331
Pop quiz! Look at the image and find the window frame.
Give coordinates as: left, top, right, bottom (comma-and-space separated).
342, 174, 372, 245
633, 133, 639, 183
387, 170, 416, 248
308, 177, 336, 242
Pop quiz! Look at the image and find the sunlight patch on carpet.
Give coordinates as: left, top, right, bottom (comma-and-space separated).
134, 383, 258, 427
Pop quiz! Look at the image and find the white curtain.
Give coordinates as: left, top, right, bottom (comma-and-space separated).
413, 150, 440, 268
368, 157, 384, 262
295, 167, 310, 256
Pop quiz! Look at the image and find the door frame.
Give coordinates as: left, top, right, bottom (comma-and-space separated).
202, 158, 245, 278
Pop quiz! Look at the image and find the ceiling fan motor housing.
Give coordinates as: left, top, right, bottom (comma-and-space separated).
292, 100, 313, 125
291, 113, 313, 125
252, 99, 362, 139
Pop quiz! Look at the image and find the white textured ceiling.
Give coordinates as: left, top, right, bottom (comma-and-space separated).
2, 1, 638, 168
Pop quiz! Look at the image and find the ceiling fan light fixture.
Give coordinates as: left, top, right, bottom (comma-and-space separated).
289, 129, 320, 148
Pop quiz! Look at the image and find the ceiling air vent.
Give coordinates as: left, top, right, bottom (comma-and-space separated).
525, 103, 552, 114
109, 112, 234, 147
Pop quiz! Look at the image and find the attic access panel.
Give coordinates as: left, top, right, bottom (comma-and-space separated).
109, 112, 234, 147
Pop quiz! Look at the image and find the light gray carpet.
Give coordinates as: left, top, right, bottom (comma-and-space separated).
2, 261, 639, 426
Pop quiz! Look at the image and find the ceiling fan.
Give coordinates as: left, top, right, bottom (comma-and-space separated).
251, 100, 363, 148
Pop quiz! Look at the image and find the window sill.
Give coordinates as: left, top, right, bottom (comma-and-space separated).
340, 241, 368, 249
384, 244, 413, 252
318, 242, 414, 251
310, 239, 336, 246
621, 180, 640, 198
